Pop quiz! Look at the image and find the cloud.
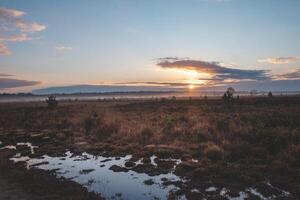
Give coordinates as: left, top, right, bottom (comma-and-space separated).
157, 57, 270, 81
0, 43, 11, 55
258, 56, 300, 64
0, 7, 46, 33
55, 45, 73, 52
0, 78, 40, 89
115, 81, 196, 87
15, 21, 46, 32
0, 7, 46, 55
0, 73, 13, 77
0, 33, 31, 42
0, 7, 25, 17
277, 69, 300, 80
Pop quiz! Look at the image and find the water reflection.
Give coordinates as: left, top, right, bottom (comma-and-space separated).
5, 142, 292, 200
11, 151, 185, 200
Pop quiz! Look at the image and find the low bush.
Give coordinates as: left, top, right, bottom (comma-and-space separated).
46, 96, 58, 108
84, 111, 120, 140
201, 142, 224, 161
140, 127, 154, 144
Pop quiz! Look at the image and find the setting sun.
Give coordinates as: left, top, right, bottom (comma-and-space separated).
188, 84, 195, 89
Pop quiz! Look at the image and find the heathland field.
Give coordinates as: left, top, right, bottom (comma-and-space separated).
0, 96, 299, 200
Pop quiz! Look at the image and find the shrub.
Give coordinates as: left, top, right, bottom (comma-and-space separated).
216, 118, 230, 132
224, 141, 251, 162
247, 128, 288, 155
202, 142, 224, 161
84, 117, 95, 135
162, 118, 174, 135
83, 112, 120, 140
96, 121, 120, 140
159, 97, 167, 103
194, 130, 212, 143
57, 119, 71, 130
268, 91, 273, 98
46, 95, 58, 108
140, 127, 154, 144
83, 113, 104, 135
222, 87, 235, 103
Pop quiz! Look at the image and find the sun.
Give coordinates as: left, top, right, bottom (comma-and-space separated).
188, 84, 195, 89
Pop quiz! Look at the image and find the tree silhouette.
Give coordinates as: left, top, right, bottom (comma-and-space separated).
46, 95, 58, 108
223, 87, 235, 103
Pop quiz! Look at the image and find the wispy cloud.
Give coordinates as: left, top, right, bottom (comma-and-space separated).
115, 81, 198, 87
157, 57, 270, 82
276, 69, 300, 80
0, 43, 11, 55
258, 56, 300, 64
0, 33, 31, 42
0, 7, 25, 19
0, 78, 40, 89
55, 45, 73, 52
0, 7, 46, 55
0, 73, 13, 77
15, 21, 46, 32
0, 73, 40, 89
0, 7, 46, 33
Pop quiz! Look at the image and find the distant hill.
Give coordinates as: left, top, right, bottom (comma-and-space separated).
32, 84, 179, 95
198, 80, 300, 92
31, 80, 300, 95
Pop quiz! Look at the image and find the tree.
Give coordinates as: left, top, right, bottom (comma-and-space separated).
46, 95, 58, 108
268, 91, 273, 98
223, 87, 235, 103
227, 87, 235, 95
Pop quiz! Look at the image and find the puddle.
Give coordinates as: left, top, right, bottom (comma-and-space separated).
16, 142, 38, 154
3, 141, 293, 200
1, 145, 17, 150
219, 186, 291, 200
205, 186, 217, 192
10, 151, 185, 200
1, 142, 38, 153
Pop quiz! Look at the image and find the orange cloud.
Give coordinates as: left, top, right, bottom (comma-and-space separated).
0, 43, 11, 55
157, 57, 270, 82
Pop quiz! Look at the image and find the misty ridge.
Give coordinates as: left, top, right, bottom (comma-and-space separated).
32, 80, 300, 95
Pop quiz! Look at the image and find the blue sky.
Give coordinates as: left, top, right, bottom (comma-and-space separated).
0, 0, 300, 92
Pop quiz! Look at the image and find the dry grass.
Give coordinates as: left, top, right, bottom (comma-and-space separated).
0, 96, 300, 196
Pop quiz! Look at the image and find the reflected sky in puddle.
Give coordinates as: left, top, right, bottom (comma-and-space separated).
11, 151, 185, 200
4, 141, 293, 200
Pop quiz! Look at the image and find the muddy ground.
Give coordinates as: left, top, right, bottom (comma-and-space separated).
0, 148, 103, 200
0, 96, 299, 199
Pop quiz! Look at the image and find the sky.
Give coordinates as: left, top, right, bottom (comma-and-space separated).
0, 0, 300, 93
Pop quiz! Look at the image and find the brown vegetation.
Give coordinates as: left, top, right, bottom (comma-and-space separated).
0, 96, 300, 198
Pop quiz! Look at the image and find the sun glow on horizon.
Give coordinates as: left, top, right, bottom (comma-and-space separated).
189, 84, 195, 89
